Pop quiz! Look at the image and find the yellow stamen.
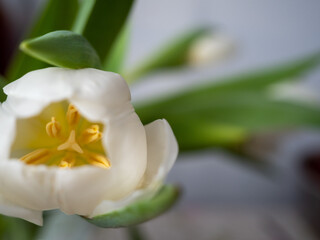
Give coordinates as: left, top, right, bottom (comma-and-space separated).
21, 148, 51, 165
46, 117, 61, 138
19, 102, 109, 169
57, 130, 83, 153
66, 104, 80, 127
86, 152, 111, 169
59, 154, 76, 168
79, 125, 103, 145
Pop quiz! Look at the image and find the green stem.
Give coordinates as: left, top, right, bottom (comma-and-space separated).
127, 226, 146, 240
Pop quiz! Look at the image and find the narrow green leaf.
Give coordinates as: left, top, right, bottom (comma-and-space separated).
125, 27, 211, 83
73, 0, 134, 63
87, 185, 180, 228
137, 93, 320, 150
135, 53, 320, 112
6, 0, 78, 80
20, 31, 101, 69
104, 24, 130, 73
72, 0, 96, 34
200, 52, 320, 92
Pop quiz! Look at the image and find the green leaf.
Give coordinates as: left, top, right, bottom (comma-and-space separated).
104, 24, 130, 73
138, 92, 320, 150
198, 52, 320, 92
125, 27, 211, 83
136, 53, 320, 111
73, 0, 134, 64
20, 31, 101, 69
159, 96, 320, 150
6, 0, 78, 81
0, 215, 39, 240
87, 185, 180, 228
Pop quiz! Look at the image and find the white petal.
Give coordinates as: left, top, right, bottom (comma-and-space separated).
70, 69, 132, 122
0, 161, 59, 211
0, 106, 16, 160
4, 68, 74, 100
3, 68, 131, 121
2, 96, 52, 118
0, 195, 43, 225
142, 119, 178, 188
91, 119, 178, 217
56, 112, 147, 216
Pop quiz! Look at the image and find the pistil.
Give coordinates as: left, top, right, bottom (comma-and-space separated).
57, 130, 83, 154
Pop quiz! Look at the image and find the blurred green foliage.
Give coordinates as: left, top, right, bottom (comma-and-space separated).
72, 0, 134, 64
0, 215, 39, 240
135, 54, 320, 150
6, 0, 79, 81
104, 24, 130, 73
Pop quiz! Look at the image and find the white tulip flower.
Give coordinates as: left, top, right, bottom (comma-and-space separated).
0, 68, 178, 226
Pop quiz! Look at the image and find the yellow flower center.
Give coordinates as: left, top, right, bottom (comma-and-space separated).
17, 103, 110, 169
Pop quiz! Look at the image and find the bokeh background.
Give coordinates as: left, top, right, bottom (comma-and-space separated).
1, 0, 320, 239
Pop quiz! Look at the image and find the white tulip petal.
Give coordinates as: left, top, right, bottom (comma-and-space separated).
91, 119, 178, 217
2, 96, 52, 118
0, 106, 16, 160
143, 119, 178, 187
70, 69, 131, 122
4, 68, 74, 100
56, 112, 147, 216
3, 68, 131, 120
101, 113, 147, 200
0, 196, 43, 225
0, 161, 58, 211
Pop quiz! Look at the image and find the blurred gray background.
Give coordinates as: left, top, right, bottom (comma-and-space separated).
127, 1, 320, 239
128, 0, 320, 205
127, 0, 320, 240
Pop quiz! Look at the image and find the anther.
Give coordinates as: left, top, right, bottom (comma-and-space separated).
86, 152, 111, 169
66, 104, 80, 127
46, 117, 61, 138
80, 125, 103, 145
59, 154, 76, 168
21, 149, 51, 165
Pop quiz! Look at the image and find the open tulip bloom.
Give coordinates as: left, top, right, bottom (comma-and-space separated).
0, 67, 178, 226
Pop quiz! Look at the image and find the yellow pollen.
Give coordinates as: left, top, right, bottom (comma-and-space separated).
57, 130, 83, 153
46, 117, 61, 138
86, 152, 111, 169
21, 148, 51, 165
66, 104, 80, 127
80, 125, 103, 145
